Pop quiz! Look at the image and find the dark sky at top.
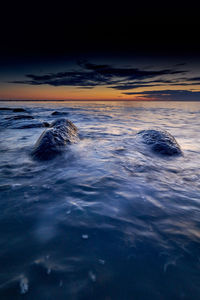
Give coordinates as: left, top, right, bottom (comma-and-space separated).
1, 1, 200, 101
1, 0, 199, 59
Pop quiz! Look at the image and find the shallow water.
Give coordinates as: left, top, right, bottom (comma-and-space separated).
0, 101, 200, 300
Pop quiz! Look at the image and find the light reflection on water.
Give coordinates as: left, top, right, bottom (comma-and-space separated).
0, 101, 200, 299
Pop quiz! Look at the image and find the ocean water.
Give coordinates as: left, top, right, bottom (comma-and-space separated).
0, 101, 200, 300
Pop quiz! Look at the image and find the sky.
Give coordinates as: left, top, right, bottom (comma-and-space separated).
1, 1, 200, 101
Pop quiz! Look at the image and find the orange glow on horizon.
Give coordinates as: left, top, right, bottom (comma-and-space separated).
0, 83, 143, 101
1, 82, 200, 101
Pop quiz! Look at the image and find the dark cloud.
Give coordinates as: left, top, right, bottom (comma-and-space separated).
107, 78, 192, 90
10, 61, 187, 90
173, 63, 187, 67
110, 84, 162, 90
123, 90, 200, 101
12, 71, 112, 88
78, 61, 186, 79
187, 77, 200, 81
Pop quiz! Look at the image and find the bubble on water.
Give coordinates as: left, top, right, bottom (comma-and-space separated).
35, 224, 57, 242
47, 268, 51, 274
82, 234, 89, 239
19, 276, 29, 294
59, 280, 63, 287
163, 254, 183, 273
98, 259, 105, 265
88, 271, 96, 282
164, 257, 177, 272
23, 192, 28, 199
11, 183, 22, 189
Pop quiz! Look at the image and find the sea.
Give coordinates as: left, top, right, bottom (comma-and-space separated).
0, 100, 200, 300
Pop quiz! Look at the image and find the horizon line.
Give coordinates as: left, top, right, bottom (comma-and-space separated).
1, 99, 200, 102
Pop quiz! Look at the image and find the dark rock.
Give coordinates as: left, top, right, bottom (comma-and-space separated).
0, 118, 49, 129
51, 111, 69, 116
0, 107, 27, 112
5, 115, 34, 120
15, 122, 49, 129
137, 129, 182, 156
0, 107, 13, 111
12, 108, 27, 112
43, 122, 50, 127
32, 118, 79, 160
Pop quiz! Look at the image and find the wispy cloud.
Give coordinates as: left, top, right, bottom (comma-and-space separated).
10, 61, 187, 90
123, 90, 200, 101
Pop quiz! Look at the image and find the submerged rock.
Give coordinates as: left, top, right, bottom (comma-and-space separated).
51, 111, 69, 116
137, 129, 182, 156
15, 122, 50, 129
0, 107, 27, 112
0, 119, 50, 129
5, 115, 34, 120
13, 108, 27, 112
32, 118, 79, 160
43, 122, 50, 127
0, 107, 13, 111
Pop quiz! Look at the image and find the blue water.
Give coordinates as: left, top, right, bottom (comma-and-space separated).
0, 101, 200, 300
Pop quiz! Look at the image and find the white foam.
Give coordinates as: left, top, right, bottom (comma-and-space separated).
19, 276, 29, 294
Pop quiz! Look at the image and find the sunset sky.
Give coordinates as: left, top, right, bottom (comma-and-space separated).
1, 56, 200, 101
1, 1, 200, 101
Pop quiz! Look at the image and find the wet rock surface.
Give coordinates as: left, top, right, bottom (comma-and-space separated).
0, 107, 27, 112
12, 108, 27, 112
0, 119, 49, 129
0, 107, 13, 111
15, 122, 50, 129
5, 115, 34, 120
0, 112, 49, 129
137, 129, 182, 156
51, 111, 69, 116
31, 118, 79, 160
43, 122, 50, 127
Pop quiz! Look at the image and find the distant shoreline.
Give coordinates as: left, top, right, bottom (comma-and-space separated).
0, 99, 200, 102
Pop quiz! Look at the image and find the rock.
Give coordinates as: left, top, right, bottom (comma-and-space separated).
0, 119, 50, 129
13, 108, 27, 112
32, 118, 79, 160
5, 115, 34, 120
15, 122, 50, 129
43, 122, 50, 127
0, 107, 27, 112
0, 107, 13, 111
51, 111, 69, 116
137, 129, 182, 156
